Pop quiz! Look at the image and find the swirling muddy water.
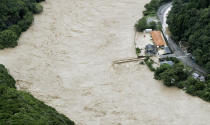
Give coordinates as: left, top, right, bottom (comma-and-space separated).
0, 0, 210, 124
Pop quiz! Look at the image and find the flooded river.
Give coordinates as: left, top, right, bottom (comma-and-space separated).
0, 0, 210, 124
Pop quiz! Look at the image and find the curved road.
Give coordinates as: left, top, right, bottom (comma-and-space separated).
157, 2, 207, 75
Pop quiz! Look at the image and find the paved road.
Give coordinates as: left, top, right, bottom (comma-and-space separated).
157, 2, 207, 75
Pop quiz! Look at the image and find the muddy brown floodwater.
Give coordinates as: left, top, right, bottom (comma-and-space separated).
0, 0, 210, 125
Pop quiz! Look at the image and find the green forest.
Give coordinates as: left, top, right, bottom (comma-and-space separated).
136, 0, 210, 102
143, 0, 171, 16
0, 0, 44, 49
167, 0, 210, 73
143, 56, 210, 102
154, 58, 210, 102
0, 0, 75, 124
0, 64, 75, 125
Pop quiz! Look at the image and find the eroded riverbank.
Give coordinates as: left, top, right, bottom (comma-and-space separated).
0, 0, 210, 124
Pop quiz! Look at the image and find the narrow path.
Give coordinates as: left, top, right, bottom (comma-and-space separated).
0, 0, 210, 125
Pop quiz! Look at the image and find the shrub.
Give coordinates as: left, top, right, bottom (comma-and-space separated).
0, 0, 45, 49
154, 64, 171, 80
0, 86, 75, 125
159, 63, 189, 86
0, 30, 18, 49
149, 21, 157, 30
165, 57, 179, 64
135, 17, 148, 32
176, 81, 185, 89
36, 0, 45, 2
140, 61, 145, 65
144, 57, 156, 72
135, 18, 161, 32
0, 64, 75, 124
184, 77, 206, 95
143, 0, 171, 16
18, 12, 34, 31
33, 3, 43, 14
135, 0, 171, 32
201, 88, 210, 102
8, 25, 22, 37
136, 48, 141, 55
0, 64, 16, 88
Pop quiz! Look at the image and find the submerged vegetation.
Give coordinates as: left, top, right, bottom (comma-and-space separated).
144, 57, 210, 102
154, 58, 210, 102
0, 65, 75, 125
0, 0, 45, 49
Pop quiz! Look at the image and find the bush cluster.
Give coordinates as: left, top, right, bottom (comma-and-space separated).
135, 0, 170, 32
0, 0, 45, 49
154, 58, 210, 102
143, 0, 171, 16
0, 65, 75, 124
136, 48, 141, 55
0, 64, 16, 88
135, 17, 160, 32
155, 62, 189, 86
144, 57, 156, 72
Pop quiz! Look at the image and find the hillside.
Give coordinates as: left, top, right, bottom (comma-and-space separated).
0, 0, 44, 49
0, 64, 75, 125
167, 0, 210, 73
0, 0, 75, 124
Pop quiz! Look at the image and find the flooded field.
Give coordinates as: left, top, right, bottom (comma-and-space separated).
0, 0, 210, 124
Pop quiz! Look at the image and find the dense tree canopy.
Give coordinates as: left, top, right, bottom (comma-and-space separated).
135, 0, 170, 32
0, 64, 16, 88
0, 86, 75, 125
0, 1, 75, 123
143, 0, 171, 16
167, 0, 210, 73
0, 30, 18, 48
0, 0, 44, 49
154, 58, 210, 102
155, 60, 189, 87
0, 65, 75, 125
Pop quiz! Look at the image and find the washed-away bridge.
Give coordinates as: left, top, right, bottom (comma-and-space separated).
113, 56, 146, 64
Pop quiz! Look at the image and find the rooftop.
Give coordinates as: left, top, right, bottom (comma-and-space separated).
160, 61, 174, 66
150, 31, 166, 46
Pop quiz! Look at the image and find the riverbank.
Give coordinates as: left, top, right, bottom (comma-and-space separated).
1, 0, 210, 125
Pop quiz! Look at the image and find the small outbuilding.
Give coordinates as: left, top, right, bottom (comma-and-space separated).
145, 44, 157, 55
160, 61, 174, 66
144, 29, 152, 33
